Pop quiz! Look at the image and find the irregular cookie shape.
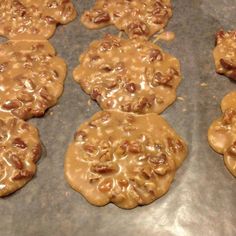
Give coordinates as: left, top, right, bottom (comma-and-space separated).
65, 110, 187, 209
0, 113, 42, 197
208, 92, 236, 154
213, 30, 236, 80
0, 0, 77, 39
208, 92, 236, 177
0, 38, 66, 120
81, 0, 172, 39
73, 34, 182, 114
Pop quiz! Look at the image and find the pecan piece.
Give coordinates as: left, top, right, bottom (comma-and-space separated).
32, 144, 42, 162
74, 130, 87, 142
222, 109, 236, 125
152, 72, 173, 87
93, 11, 110, 24
148, 153, 167, 165
167, 138, 184, 153
91, 87, 101, 100
91, 163, 116, 174
0, 62, 8, 72
12, 138, 27, 149
128, 141, 142, 153
98, 179, 113, 192
2, 100, 21, 110
125, 82, 137, 93
127, 21, 149, 36
220, 59, 236, 70
229, 70, 236, 80
12, 170, 33, 180
148, 49, 163, 62
44, 16, 57, 24
10, 155, 23, 170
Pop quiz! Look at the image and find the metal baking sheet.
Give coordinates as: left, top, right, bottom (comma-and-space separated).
0, 0, 236, 235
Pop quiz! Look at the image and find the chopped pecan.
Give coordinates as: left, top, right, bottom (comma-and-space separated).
148, 153, 167, 165
93, 11, 110, 24
91, 162, 116, 174
39, 87, 53, 102
118, 178, 129, 188
44, 16, 57, 24
2, 100, 21, 110
99, 151, 113, 162
220, 59, 236, 70
127, 21, 149, 36
142, 166, 153, 179
74, 130, 87, 142
222, 109, 236, 125
32, 144, 42, 162
17, 92, 34, 102
133, 97, 149, 112
10, 155, 23, 170
152, 72, 173, 87
167, 138, 184, 153
125, 82, 137, 93
12, 138, 27, 149
128, 141, 142, 153
83, 144, 97, 154
0, 62, 8, 72
91, 87, 101, 100
148, 49, 163, 62
12, 169, 33, 180
98, 179, 113, 192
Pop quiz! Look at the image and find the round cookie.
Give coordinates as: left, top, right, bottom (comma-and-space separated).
0, 113, 42, 197
213, 30, 236, 80
224, 142, 236, 177
0, 0, 77, 39
65, 110, 187, 209
73, 34, 182, 114
81, 0, 172, 39
0, 38, 66, 120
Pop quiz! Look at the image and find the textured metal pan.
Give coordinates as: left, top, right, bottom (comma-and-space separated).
0, 0, 235, 235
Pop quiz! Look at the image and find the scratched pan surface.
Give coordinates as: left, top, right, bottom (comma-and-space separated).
0, 0, 236, 235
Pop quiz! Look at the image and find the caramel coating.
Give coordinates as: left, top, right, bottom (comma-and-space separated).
0, 113, 42, 197
213, 30, 236, 80
0, 38, 66, 120
73, 34, 182, 114
65, 110, 187, 209
208, 92, 236, 177
81, 0, 172, 39
224, 142, 236, 177
0, 0, 77, 39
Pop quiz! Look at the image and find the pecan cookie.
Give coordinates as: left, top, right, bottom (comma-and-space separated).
213, 30, 236, 80
208, 92, 236, 177
73, 34, 182, 114
65, 110, 187, 209
81, 0, 172, 39
0, 38, 66, 120
0, 113, 42, 197
0, 0, 77, 39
